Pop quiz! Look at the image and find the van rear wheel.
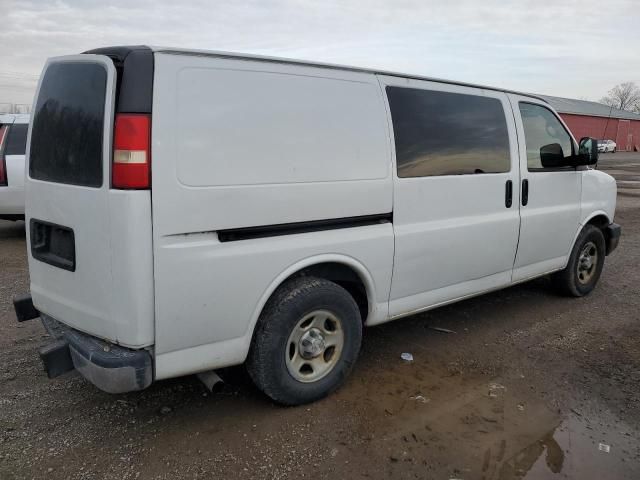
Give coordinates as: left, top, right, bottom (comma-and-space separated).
552, 225, 605, 297
246, 276, 362, 405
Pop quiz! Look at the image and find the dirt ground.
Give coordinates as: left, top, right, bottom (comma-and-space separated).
1, 153, 639, 480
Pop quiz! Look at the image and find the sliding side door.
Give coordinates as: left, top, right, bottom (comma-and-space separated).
381, 76, 521, 318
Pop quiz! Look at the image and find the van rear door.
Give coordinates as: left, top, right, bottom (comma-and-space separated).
26, 53, 154, 348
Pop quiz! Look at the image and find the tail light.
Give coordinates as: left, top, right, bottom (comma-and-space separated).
112, 114, 151, 189
0, 125, 8, 186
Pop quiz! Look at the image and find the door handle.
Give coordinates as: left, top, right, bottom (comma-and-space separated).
522, 179, 529, 206
505, 180, 513, 208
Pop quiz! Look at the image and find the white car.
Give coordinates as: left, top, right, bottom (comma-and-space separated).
14, 46, 620, 405
598, 139, 617, 153
0, 113, 29, 221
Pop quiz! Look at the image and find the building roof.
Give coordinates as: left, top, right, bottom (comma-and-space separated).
539, 94, 640, 121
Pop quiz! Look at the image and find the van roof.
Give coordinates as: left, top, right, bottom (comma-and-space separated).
149, 46, 549, 103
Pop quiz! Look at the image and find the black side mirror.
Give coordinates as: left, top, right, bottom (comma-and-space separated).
577, 137, 599, 166
540, 143, 565, 168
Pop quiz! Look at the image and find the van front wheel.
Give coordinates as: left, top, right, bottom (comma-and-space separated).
552, 225, 605, 297
246, 276, 362, 405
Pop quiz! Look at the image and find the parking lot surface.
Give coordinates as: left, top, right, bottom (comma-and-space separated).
1, 153, 639, 479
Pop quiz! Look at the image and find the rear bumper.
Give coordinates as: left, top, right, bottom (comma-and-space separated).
45, 315, 153, 393
605, 223, 621, 255
13, 294, 153, 393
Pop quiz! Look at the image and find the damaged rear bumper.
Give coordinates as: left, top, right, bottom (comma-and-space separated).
13, 294, 153, 394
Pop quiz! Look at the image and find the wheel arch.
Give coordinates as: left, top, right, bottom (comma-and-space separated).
582, 211, 611, 229
562, 212, 611, 270
241, 254, 379, 357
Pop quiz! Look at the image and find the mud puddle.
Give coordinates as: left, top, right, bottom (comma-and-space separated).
321, 347, 640, 479
511, 412, 638, 479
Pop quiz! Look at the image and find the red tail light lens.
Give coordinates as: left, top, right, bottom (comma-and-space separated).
0, 125, 8, 186
112, 114, 151, 189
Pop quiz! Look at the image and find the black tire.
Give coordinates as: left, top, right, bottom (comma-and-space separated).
552, 225, 606, 297
246, 276, 362, 405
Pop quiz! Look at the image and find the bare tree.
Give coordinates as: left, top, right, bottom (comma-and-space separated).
600, 82, 640, 112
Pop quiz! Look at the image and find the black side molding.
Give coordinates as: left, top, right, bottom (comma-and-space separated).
218, 213, 392, 242
13, 293, 39, 322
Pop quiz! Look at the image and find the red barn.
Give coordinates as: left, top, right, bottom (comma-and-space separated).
541, 95, 640, 152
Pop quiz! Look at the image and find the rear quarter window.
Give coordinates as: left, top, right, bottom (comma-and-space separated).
29, 62, 107, 187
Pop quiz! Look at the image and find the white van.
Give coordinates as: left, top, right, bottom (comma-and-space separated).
0, 113, 30, 221
15, 46, 620, 405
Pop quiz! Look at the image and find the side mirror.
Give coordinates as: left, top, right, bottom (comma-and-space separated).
540, 143, 565, 168
577, 137, 599, 166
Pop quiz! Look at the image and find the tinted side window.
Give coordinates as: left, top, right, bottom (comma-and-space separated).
5, 124, 29, 156
30, 62, 107, 187
386, 87, 511, 177
519, 103, 573, 170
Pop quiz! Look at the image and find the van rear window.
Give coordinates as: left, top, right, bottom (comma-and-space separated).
30, 62, 107, 187
5, 124, 28, 156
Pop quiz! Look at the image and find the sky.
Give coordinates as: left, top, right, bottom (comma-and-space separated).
1, 0, 639, 108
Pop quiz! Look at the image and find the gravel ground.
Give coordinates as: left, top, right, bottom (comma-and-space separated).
1, 153, 639, 480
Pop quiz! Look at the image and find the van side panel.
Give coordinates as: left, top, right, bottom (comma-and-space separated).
151, 53, 394, 376
151, 53, 392, 236
153, 227, 394, 378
